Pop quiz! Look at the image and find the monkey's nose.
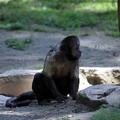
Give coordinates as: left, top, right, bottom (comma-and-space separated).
79, 51, 82, 57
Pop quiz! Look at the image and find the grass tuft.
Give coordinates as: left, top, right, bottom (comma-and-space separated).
23, 38, 32, 44
5, 38, 25, 50
57, 118, 70, 120
90, 108, 120, 120
34, 66, 43, 70
3, 22, 24, 30
5, 37, 32, 50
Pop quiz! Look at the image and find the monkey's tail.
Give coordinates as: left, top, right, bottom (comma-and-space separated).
5, 97, 32, 107
5, 91, 36, 107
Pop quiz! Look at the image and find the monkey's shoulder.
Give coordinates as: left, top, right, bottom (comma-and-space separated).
45, 43, 62, 62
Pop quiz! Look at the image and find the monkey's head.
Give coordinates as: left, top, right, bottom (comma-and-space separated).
60, 36, 82, 61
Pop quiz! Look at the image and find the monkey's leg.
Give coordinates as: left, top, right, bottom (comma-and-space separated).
32, 73, 52, 105
43, 76, 67, 103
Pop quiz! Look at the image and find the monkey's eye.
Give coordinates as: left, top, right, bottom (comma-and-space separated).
62, 47, 66, 51
76, 46, 79, 50
60, 45, 67, 52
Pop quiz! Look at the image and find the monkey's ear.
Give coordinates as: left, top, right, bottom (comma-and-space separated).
60, 44, 67, 52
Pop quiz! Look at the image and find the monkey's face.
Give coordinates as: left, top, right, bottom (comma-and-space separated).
60, 36, 82, 61
67, 41, 81, 61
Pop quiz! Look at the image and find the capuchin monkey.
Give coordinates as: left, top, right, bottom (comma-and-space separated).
6, 35, 82, 107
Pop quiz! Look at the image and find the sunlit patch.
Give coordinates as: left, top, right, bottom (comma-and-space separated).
0, 0, 10, 3
0, 111, 30, 116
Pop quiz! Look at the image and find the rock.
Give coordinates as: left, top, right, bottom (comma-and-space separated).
105, 88, 120, 107
0, 70, 41, 96
80, 67, 120, 85
79, 73, 91, 91
77, 84, 120, 108
0, 69, 91, 96
0, 67, 119, 96
0, 95, 11, 104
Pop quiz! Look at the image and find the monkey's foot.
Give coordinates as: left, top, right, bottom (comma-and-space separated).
56, 94, 67, 103
38, 99, 50, 106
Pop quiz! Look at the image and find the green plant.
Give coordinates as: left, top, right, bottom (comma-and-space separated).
57, 118, 70, 120
0, 0, 119, 37
23, 38, 32, 44
32, 26, 49, 32
90, 108, 120, 120
3, 22, 24, 30
34, 66, 43, 70
106, 31, 120, 37
6, 67, 18, 71
5, 38, 25, 50
5, 38, 32, 50
38, 58, 44, 61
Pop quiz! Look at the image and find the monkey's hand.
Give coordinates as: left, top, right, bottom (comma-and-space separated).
48, 78, 67, 103
55, 94, 67, 103
72, 95, 77, 100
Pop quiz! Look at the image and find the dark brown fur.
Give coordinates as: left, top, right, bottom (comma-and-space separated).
5, 36, 81, 107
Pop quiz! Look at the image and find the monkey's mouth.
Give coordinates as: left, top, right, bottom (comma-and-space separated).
68, 51, 82, 61
67, 56, 80, 61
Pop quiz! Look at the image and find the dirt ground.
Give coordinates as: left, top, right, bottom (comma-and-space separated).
0, 97, 96, 120
0, 30, 120, 73
0, 30, 120, 120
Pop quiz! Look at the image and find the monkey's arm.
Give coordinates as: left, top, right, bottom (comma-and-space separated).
70, 66, 79, 100
70, 77, 79, 100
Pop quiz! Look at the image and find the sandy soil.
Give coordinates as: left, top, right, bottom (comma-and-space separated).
0, 30, 120, 120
